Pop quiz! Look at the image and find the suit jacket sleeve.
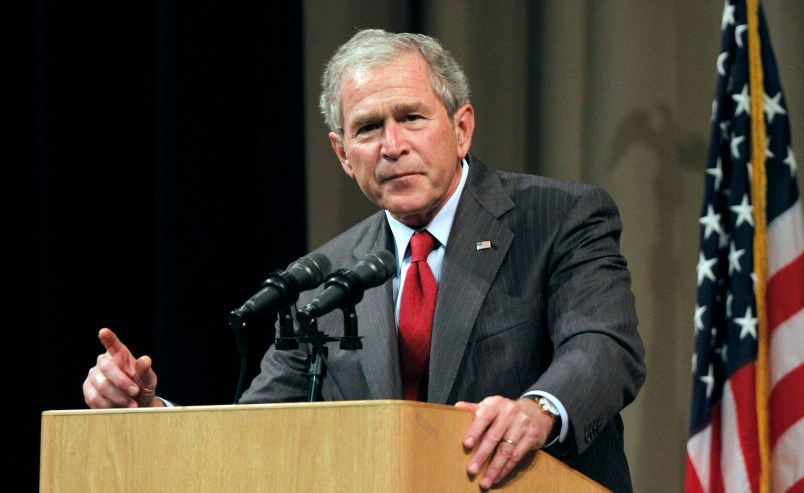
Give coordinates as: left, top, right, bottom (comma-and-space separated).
529, 183, 645, 458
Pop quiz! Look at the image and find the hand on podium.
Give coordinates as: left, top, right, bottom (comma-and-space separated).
457, 396, 556, 489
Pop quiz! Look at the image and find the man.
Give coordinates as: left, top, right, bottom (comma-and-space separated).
84, 29, 646, 491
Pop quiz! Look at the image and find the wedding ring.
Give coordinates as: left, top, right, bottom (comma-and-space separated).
94, 372, 107, 385
503, 438, 515, 446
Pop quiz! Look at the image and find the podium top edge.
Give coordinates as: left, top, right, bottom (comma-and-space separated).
42, 399, 472, 416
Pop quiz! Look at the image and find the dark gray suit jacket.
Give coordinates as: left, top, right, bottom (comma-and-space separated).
240, 154, 646, 492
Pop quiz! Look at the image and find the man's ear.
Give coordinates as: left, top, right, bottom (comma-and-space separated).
329, 131, 354, 178
453, 104, 475, 159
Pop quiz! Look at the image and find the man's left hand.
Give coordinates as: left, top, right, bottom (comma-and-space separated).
456, 396, 554, 489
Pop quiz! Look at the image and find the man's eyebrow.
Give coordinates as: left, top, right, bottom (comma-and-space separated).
349, 102, 425, 129
390, 101, 425, 114
349, 111, 378, 130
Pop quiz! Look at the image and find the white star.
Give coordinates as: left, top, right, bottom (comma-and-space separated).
732, 84, 751, 116
697, 251, 718, 286
720, 120, 731, 142
717, 52, 729, 77
722, 1, 736, 30
735, 306, 758, 340
700, 364, 716, 399
766, 136, 775, 159
728, 241, 745, 274
731, 132, 746, 159
730, 194, 754, 228
707, 157, 724, 191
735, 24, 747, 48
726, 292, 734, 318
699, 205, 723, 240
784, 146, 797, 177
719, 344, 729, 363
718, 226, 730, 250
695, 305, 707, 332
764, 92, 787, 124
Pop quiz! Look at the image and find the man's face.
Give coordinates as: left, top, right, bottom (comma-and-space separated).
329, 52, 474, 228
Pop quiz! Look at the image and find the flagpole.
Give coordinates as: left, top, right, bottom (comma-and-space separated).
746, 0, 770, 491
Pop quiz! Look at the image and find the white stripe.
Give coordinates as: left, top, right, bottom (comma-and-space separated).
688, 425, 713, 491
769, 308, 804, 387
721, 381, 753, 492
767, 198, 804, 278
773, 417, 804, 493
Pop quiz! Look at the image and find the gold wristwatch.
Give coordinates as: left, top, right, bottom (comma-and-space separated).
535, 396, 561, 443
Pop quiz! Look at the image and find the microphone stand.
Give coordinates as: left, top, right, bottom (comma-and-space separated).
276, 305, 363, 402
230, 306, 296, 404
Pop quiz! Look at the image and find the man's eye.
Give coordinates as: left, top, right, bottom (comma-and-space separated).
402, 114, 421, 122
358, 123, 381, 134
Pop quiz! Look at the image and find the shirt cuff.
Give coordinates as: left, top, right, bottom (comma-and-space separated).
158, 397, 175, 408
521, 390, 569, 447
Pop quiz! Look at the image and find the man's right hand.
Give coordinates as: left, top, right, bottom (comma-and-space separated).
82, 328, 162, 408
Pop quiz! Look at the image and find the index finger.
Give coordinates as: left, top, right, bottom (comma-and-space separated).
462, 400, 498, 448
98, 328, 126, 357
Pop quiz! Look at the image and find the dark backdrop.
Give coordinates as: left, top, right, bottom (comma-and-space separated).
9, 2, 306, 489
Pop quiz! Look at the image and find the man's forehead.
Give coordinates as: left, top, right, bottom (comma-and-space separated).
346, 52, 423, 85
348, 65, 375, 88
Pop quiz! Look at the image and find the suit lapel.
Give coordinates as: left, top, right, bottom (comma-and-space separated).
428, 158, 514, 403
350, 216, 402, 399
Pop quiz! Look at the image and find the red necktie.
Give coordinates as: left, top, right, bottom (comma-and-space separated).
399, 230, 438, 401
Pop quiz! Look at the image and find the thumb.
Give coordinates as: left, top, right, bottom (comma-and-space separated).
133, 355, 158, 406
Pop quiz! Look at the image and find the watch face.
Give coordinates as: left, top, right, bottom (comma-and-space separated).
538, 397, 558, 416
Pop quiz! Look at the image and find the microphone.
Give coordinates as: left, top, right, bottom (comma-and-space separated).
295, 249, 396, 324
228, 252, 332, 328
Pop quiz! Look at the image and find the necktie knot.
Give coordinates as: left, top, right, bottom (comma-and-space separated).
410, 230, 436, 263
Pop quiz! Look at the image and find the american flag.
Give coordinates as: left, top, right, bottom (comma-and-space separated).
685, 1, 804, 492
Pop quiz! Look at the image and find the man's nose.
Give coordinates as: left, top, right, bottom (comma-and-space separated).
381, 121, 408, 159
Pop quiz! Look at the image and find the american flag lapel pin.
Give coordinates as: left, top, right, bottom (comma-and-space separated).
476, 240, 492, 251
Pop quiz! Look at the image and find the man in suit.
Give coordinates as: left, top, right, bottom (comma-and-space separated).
84, 29, 646, 491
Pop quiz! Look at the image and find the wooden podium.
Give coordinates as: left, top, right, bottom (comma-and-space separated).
40, 400, 609, 492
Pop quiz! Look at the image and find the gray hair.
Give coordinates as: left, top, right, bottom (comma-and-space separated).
319, 29, 471, 134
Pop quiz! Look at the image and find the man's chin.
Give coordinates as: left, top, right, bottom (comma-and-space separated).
384, 201, 436, 228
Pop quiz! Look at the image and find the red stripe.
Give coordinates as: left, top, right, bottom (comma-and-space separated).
769, 363, 804, 447
730, 363, 761, 492
788, 475, 804, 493
767, 252, 804, 331
685, 454, 705, 493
